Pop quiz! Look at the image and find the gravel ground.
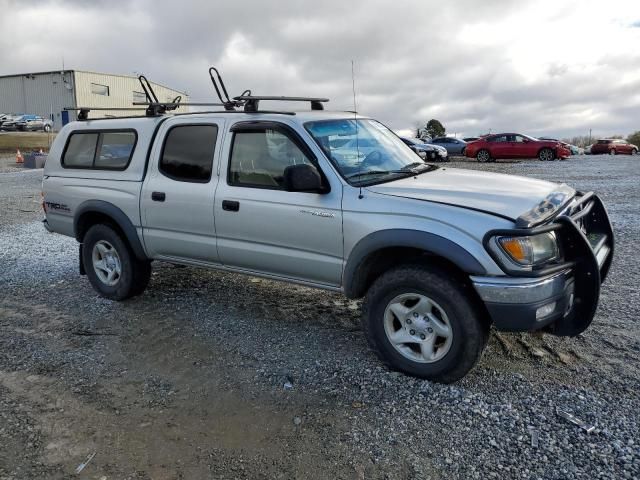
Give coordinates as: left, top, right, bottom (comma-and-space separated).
0, 154, 639, 479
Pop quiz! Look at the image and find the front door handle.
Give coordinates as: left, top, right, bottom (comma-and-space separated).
151, 191, 166, 202
222, 200, 240, 212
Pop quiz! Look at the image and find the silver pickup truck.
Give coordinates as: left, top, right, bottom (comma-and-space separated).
42, 103, 614, 383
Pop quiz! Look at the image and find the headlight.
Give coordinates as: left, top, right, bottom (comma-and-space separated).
497, 232, 559, 266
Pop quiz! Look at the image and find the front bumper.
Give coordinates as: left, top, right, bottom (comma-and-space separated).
473, 193, 614, 336
472, 269, 576, 331
557, 147, 571, 159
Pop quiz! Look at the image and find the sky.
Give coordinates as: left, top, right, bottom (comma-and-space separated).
1, 0, 639, 139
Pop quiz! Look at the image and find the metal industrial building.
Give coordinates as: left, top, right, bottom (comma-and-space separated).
0, 70, 189, 130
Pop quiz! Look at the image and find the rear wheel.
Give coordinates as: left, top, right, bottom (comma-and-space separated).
609, 149, 616, 155
538, 148, 554, 161
43, 124, 51, 132
82, 224, 151, 300
476, 149, 490, 163
362, 265, 489, 383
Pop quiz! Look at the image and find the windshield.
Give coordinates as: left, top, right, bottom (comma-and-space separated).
305, 119, 435, 185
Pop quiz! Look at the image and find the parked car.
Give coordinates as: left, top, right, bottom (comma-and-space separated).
590, 139, 638, 156
0, 113, 25, 130
42, 101, 613, 383
15, 115, 53, 132
400, 137, 448, 162
465, 133, 571, 162
540, 138, 584, 156
429, 137, 467, 155
568, 145, 584, 155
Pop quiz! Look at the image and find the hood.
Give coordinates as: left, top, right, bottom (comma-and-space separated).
366, 167, 575, 223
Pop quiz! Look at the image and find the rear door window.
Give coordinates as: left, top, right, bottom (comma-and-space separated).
159, 124, 218, 182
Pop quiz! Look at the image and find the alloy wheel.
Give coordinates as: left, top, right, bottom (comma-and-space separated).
477, 150, 489, 162
92, 240, 122, 286
539, 149, 554, 161
383, 293, 453, 364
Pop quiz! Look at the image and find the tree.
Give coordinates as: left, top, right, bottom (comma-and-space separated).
425, 119, 446, 139
627, 131, 640, 146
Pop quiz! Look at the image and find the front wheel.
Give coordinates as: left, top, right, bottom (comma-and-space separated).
82, 224, 151, 300
632, 148, 638, 155
609, 149, 616, 155
538, 148, 554, 161
43, 124, 51, 132
362, 265, 489, 383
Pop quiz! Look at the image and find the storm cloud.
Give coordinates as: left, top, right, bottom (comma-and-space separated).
1, 0, 639, 138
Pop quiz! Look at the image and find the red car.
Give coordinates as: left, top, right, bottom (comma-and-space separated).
464, 133, 571, 162
590, 139, 638, 156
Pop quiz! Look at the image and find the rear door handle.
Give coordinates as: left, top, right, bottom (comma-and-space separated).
222, 200, 240, 212
151, 191, 166, 202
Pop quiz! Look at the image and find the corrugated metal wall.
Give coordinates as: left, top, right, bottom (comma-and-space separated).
0, 70, 189, 130
74, 71, 189, 119
0, 72, 76, 130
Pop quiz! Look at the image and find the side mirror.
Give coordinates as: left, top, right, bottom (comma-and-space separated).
283, 164, 326, 193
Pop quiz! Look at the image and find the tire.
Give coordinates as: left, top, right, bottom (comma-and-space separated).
43, 125, 51, 132
632, 148, 638, 155
476, 149, 490, 163
461, 147, 466, 157
538, 148, 554, 161
362, 265, 489, 383
82, 224, 151, 300
609, 149, 616, 155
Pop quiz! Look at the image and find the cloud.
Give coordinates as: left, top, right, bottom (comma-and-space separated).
1, 0, 639, 137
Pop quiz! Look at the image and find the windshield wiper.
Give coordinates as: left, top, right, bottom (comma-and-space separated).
345, 163, 437, 181
345, 169, 412, 180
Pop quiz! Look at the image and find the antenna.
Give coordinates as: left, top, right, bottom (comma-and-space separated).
352, 60, 363, 200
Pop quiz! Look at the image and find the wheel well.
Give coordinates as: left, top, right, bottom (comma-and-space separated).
349, 247, 492, 325
75, 211, 124, 243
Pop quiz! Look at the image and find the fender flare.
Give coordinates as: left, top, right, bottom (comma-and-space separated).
343, 229, 486, 298
74, 200, 148, 261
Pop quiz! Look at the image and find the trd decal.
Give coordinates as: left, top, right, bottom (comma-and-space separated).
45, 201, 71, 213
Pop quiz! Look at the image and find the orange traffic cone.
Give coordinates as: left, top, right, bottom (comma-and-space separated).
16, 149, 24, 164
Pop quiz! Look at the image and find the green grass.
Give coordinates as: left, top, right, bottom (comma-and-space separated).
0, 132, 56, 153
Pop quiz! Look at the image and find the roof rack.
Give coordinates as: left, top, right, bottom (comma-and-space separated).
234, 95, 329, 112
65, 107, 148, 121
65, 67, 331, 120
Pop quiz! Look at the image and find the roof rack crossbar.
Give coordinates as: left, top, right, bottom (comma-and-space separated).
233, 95, 329, 112
65, 106, 148, 120
132, 102, 228, 107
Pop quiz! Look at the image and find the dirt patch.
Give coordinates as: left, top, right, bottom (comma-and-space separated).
0, 132, 55, 153
0, 299, 368, 479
